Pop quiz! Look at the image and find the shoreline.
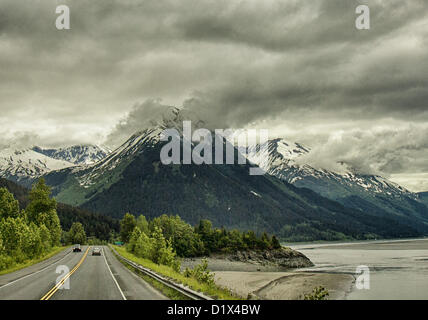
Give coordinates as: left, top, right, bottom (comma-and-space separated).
285, 236, 428, 250
182, 237, 428, 300
181, 255, 354, 300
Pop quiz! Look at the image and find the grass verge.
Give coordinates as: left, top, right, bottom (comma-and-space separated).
0, 246, 69, 276
112, 245, 241, 300
111, 249, 189, 300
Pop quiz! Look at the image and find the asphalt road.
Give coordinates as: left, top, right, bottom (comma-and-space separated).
0, 246, 167, 300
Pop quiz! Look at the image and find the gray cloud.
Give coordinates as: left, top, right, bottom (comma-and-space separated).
294, 124, 428, 176
105, 99, 174, 146
0, 0, 428, 189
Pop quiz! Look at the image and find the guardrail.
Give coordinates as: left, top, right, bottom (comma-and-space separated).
109, 245, 213, 300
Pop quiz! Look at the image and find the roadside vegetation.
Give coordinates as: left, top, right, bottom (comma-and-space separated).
0, 179, 63, 272
0, 246, 67, 276
0, 178, 120, 242
121, 213, 282, 259
116, 212, 287, 299
62, 222, 87, 245
113, 245, 239, 300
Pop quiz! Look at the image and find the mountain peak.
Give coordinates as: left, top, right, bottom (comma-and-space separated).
32, 145, 110, 165
0, 148, 74, 185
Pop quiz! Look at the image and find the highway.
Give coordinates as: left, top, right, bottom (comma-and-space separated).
0, 246, 167, 300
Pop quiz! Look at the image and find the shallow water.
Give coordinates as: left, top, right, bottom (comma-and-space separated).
289, 238, 428, 300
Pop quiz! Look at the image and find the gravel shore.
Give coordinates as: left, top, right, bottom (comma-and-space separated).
181, 256, 354, 300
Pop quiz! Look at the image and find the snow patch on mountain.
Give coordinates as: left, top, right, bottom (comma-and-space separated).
0, 148, 74, 183
33, 145, 110, 165
75, 127, 164, 188
245, 138, 416, 199
0, 144, 110, 185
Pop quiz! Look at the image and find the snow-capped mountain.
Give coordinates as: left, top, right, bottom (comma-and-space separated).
43, 113, 428, 239
245, 138, 414, 198
32, 145, 110, 165
0, 144, 110, 186
0, 148, 74, 186
74, 127, 163, 190
245, 138, 428, 230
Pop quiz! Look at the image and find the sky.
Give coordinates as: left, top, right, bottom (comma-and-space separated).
0, 0, 427, 191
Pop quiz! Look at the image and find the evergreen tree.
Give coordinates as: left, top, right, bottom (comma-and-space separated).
195, 219, 215, 254
271, 235, 281, 249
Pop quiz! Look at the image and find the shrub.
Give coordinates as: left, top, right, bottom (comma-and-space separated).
303, 286, 329, 300
183, 258, 214, 286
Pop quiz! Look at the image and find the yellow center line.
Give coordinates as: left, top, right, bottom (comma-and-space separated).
40, 246, 91, 300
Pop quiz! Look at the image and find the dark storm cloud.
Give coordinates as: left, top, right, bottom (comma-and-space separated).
0, 0, 428, 189
174, 0, 427, 51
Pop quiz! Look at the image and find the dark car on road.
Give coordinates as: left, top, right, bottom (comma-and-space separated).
92, 247, 101, 256
73, 244, 82, 252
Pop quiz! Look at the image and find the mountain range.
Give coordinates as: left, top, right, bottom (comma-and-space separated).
245, 138, 428, 234
41, 125, 421, 241
0, 145, 109, 186
1, 109, 427, 241
32, 145, 110, 165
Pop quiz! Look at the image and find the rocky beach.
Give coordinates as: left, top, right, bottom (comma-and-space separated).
181, 246, 354, 300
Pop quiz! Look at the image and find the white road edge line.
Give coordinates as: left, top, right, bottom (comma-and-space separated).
111, 248, 168, 299
102, 247, 126, 300
0, 249, 72, 290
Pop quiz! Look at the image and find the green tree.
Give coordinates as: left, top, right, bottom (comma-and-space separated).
136, 232, 153, 259
150, 226, 180, 270
259, 232, 271, 250
271, 235, 281, 249
227, 229, 245, 252
68, 222, 87, 244
39, 224, 52, 252
128, 227, 142, 253
24, 223, 43, 258
195, 219, 215, 254
132, 228, 153, 259
25, 179, 61, 246
151, 226, 167, 264
120, 213, 137, 243
0, 187, 20, 219
243, 230, 258, 249
151, 215, 204, 257
0, 217, 39, 261
136, 215, 150, 235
